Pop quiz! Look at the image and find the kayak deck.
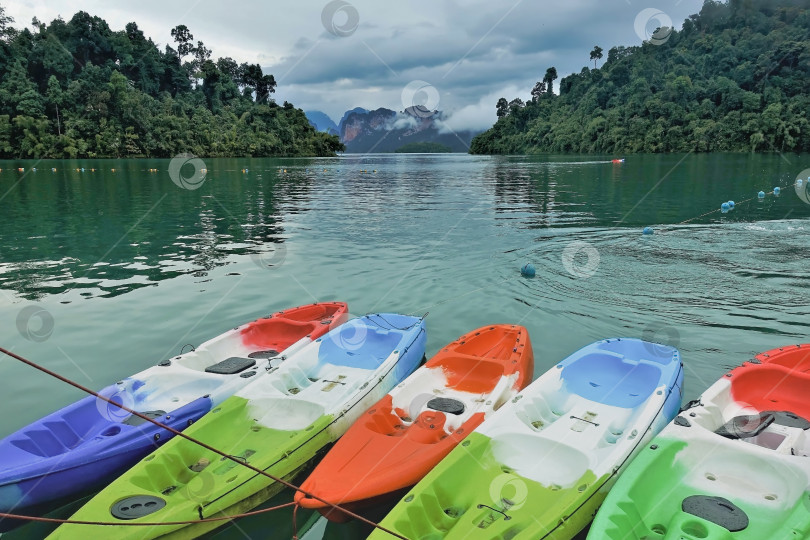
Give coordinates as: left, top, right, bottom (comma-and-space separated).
295, 325, 534, 520
48, 314, 427, 540
371, 338, 683, 540
0, 302, 348, 515
591, 343, 810, 540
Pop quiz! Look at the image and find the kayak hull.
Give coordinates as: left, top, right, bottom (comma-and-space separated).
590, 343, 810, 540
49, 313, 427, 540
295, 324, 534, 521
372, 337, 683, 539
0, 302, 348, 516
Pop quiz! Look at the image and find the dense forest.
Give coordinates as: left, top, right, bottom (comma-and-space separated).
471, 0, 810, 154
0, 7, 343, 158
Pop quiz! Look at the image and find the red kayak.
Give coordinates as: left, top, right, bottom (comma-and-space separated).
294, 324, 534, 521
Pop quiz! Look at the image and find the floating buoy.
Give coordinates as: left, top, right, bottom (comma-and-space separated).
91, 168, 95, 172
520, 263, 536, 277
81, 168, 85, 172
18, 168, 24, 172
283, 169, 287, 173
323, 168, 327, 172
728, 200, 735, 209
773, 187, 781, 196
758, 191, 766, 199
721, 202, 730, 214
31, 167, 37, 172
52, 168, 57, 172
111, 168, 115, 172
642, 227, 654, 235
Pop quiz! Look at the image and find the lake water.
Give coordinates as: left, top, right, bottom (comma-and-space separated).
1, 153, 809, 538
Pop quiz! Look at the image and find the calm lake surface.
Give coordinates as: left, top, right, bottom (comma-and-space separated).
1, 153, 809, 538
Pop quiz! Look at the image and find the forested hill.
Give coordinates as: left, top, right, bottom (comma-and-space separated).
470, 0, 810, 155
0, 8, 343, 158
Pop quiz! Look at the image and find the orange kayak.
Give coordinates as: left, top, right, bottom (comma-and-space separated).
294, 324, 534, 521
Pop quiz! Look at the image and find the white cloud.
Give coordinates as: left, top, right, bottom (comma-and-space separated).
438, 85, 522, 134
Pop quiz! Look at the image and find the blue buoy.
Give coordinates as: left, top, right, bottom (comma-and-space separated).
642, 227, 654, 235
728, 200, 735, 209
758, 191, 765, 199
721, 202, 730, 213
773, 187, 781, 196
80, 168, 85, 172
520, 263, 536, 277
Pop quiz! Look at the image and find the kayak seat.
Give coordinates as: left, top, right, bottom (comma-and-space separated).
204, 357, 256, 375
562, 353, 662, 408
428, 356, 505, 394
239, 319, 318, 351
318, 325, 404, 370
451, 327, 521, 360
730, 364, 810, 421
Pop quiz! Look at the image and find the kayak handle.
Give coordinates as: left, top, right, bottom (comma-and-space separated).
181, 343, 196, 354
476, 504, 511, 521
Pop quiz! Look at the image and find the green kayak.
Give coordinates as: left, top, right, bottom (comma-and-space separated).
589, 344, 810, 540
48, 314, 426, 539
372, 338, 683, 539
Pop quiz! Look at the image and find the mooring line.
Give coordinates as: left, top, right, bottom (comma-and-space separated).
0, 346, 409, 539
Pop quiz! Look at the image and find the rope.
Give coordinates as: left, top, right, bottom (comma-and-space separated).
292, 503, 300, 540
0, 502, 297, 526
0, 346, 408, 540
657, 179, 805, 233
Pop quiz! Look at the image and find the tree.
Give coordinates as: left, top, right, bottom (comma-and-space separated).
46, 75, 63, 135
496, 97, 508, 117
170, 24, 194, 59
531, 81, 547, 102
590, 46, 603, 69
543, 67, 558, 94
0, 5, 15, 41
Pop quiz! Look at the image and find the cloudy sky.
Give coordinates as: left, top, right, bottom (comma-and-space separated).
7, 0, 704, 131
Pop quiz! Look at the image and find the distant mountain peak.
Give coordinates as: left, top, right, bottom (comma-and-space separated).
305, 110, 339, 136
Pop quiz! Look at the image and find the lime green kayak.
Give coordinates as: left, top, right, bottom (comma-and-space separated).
589, 344, 810, 539
372, 338, 683, 539
48, 314, 426, 539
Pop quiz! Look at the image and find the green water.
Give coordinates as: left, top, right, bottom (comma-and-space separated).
1, 153, 809, 538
